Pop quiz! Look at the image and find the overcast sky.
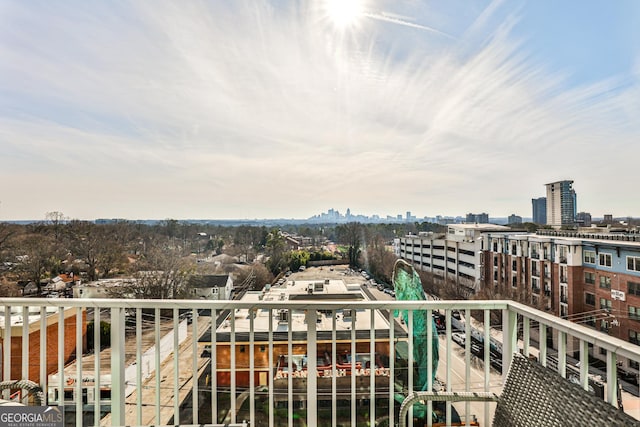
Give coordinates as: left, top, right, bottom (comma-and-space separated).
1, 0, 639, 221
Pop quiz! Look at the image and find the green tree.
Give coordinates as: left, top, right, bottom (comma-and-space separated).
288, 250, 310, 271
265, 230, 288, 274
520, 222, 539, 233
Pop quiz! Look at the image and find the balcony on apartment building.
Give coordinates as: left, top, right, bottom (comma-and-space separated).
1, 297, 639, 427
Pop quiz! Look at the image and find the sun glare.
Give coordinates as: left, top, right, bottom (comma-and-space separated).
325, 0, 364, 29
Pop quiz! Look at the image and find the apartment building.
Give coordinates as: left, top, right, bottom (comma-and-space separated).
482, 229, 640, 375
546, 180, 576, 227
395, 223, 512, 292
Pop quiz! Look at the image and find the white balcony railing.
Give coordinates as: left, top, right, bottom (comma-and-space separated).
1, 298, 639, 427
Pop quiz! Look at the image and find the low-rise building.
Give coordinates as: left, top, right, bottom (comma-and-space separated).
0, 306, 85, 383
205, 277, 405, 408
188, 274, 234, 300
73, 278, 138, 299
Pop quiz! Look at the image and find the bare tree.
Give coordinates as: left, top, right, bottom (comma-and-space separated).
0, 222, 19, 267
67, 221, 128, 280
363, 234, 397, 284
336, 222, 363, 268
0, 276, 20, 297
15, 233, 57, 295
233, 262, 274, 291
45, 211, 67, 241
110, 245, 193, 299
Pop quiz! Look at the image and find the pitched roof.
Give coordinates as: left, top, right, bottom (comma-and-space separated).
189, 274, 230, 288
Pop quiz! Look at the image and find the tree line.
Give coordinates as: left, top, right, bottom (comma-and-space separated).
0, 213, 448, 299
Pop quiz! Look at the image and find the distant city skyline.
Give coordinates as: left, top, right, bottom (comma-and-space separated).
1, 1, 639, 220
3, 204, 634, 226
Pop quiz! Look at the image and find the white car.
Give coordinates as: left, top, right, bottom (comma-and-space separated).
452, 333, 466, 346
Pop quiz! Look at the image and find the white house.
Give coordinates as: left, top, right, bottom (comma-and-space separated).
188, 274, 234, 300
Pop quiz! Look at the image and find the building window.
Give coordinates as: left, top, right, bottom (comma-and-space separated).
585, 293, 595, 306
600, 298, 612, 311
531, 277, 540, 292
559, 246, 567, 263
532, 261, 539, 277
630, 360, 640, 370
599, 276, 611, 289
584, 272, 595, 285
585, 316, 596, 327
584, 250, 596, 264
531, 243, 539, 258
630, 330, 640, 346
628, 256, 640, 272
560, 304, 568, 318
629, 281, 640, 296
630, 306, 640, 321
599, 253, 612, 267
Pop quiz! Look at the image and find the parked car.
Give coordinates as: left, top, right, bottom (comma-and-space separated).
452, 333, 466, 346
383, 288, 396, 298
201, 344, 212, 358
471, 342, 483, 358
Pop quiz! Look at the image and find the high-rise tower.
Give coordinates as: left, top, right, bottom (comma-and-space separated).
531, 197, 547, 225
545, 180, 576, 227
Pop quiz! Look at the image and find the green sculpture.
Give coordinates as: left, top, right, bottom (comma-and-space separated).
392, 259, 439, 389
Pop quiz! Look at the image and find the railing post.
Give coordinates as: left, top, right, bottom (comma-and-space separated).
307, 309, 317, 427
3, 306, 11, 400
110, 306, 126, 426
539, 325, 547, 367
579, 340, 589, 391
606, 350, 618, 407
502, 309, 517, 379
557, 331, 567, 378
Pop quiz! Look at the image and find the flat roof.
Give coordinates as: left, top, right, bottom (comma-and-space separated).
448, 223, 511, 231
214, 278, 399, 342
0, 306, 59, 329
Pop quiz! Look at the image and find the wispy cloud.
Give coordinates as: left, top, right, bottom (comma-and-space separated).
362, 11, 456, 39
0, 0, 638, 219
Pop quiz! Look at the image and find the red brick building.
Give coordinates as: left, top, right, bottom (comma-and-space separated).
0, 307, 86, 383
